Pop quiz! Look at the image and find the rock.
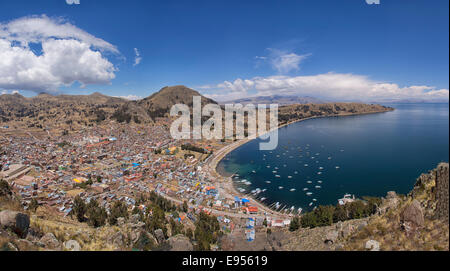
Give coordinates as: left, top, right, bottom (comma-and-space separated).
0, 210, 30, 238
40, 233, 61, 250
386, 191, 397, 199
378, 192, 400, 215
15, 239, 34, 250
154, 229, 165, 244
129, 222, 145, 229
357, 221, 368, 231
365, 240, 380, 251
324, 230, 339, 244
167, 234, 193, 251
130, 214, 140, 224
64, 240, 81, 251
340, 224, 355, 239
108, 231, 125, 247
130, 230, 142, 244
5, 242, 18, 251
117, 217, 125, 227
400, 200, 424, 228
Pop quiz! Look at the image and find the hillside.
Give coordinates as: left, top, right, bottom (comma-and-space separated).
0, 92, 126, 131
111, 85, 217, 123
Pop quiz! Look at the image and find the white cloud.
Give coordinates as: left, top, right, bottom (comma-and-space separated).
256, 49, 310, 74
0, 15, 119, 93
133, 48, 142, 67
202, 73, 449, 102
115, 94, 143, 101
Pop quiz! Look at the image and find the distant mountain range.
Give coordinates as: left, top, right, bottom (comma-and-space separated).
0, 85, 217, 129
221, 95, 325, 105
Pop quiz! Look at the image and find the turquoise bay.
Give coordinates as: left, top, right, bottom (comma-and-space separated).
217, 103, 449, 211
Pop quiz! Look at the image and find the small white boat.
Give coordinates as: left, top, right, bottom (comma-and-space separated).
317, 172, 322, 175
275, 175, 281, 178
272, 171, 277, 173
307, 181, 312, 184
317, 180, 323, 184
294, 171, 298, 174
319, 167, 324, 170
266, 165, 270, 168
315, 185, 321, 189
278, 186, 284, 190
306, 192, 313, 196
287, 176, 292, 179
335, 166, 340, 169
265, 181, 271, 184
252, 170, 256, 173
304, 164, 309, 167
290, 188, 296, 192
309, 202, 313, 206
303, 188, 309, 191
312, 198, 317, 202
275, 167, 279, 169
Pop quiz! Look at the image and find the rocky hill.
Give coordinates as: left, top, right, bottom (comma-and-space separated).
0, 92, 126, 130
111, 85, 217, 123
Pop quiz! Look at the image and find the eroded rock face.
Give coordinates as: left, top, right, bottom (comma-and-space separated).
435, 163, 449, 222
0, 210, 30, 238
167, 234, 193, 251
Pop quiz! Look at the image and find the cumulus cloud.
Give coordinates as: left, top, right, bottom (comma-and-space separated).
133, 48, 142, 66
202, 73, 449, 102
256, 49, 310, 74
0, 15, 119, 93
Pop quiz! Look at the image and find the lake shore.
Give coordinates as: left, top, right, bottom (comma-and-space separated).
207, 107, 394, 215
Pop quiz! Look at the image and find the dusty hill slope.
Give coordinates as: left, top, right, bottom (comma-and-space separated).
0, 92, 126, 131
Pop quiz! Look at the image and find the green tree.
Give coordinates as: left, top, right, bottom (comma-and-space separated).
108, 201, 129, 225
333, 204, 348, 223
29, 198, 39, 212
72, 196, 87, 222
86, 199, 107, 228
289, 216, 300, 231
0, 179, 12, 197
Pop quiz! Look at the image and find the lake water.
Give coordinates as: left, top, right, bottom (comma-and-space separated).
216, 103, 449, 212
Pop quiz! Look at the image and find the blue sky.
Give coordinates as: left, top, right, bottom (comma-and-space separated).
0, 0, 448, 102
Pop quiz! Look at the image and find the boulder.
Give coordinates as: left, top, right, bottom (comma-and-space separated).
107, 231, 125, 248
365, 240, 380, 251
167, 234, 193, 251
130, 214, 140, 224
324, 230, 339, 244
0, 210, 30, 238
117, 217, 125, 227
40, 233, 61, 250
400, 200, 424, 228
154, 229, 165, 244
64, 240, 81, 251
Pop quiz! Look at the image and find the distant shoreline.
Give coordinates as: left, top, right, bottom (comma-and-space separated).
209, 107, 394, 214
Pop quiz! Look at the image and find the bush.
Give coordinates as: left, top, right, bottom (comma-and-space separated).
0, 179, 12, 197
72, 195, 86, 222
86, 199, 107, 228
108, 201, 129, 225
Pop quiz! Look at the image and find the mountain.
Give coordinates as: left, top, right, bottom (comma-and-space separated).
111, 85, 218, 123
0, 92, 127, 129
222, 95, 325, 106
